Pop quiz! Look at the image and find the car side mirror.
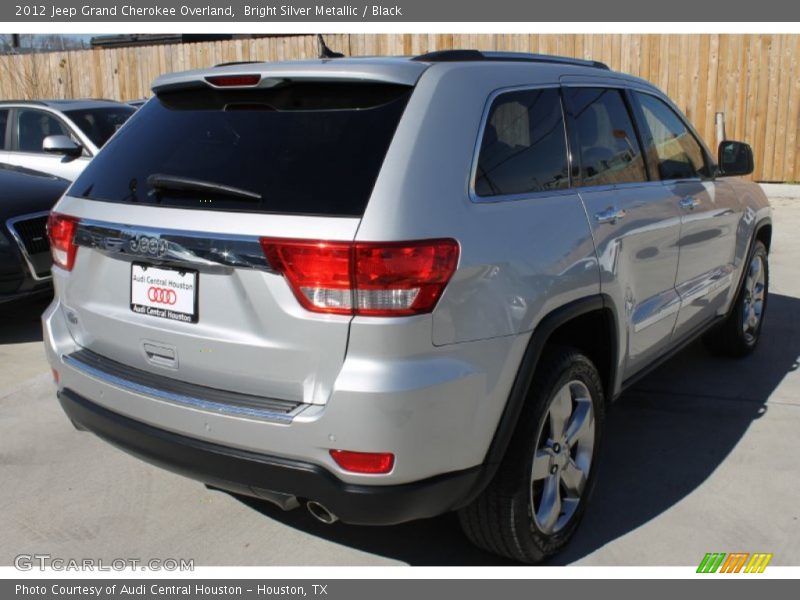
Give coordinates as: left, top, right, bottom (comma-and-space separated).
717, 140, 754, 177
42, 135, 83, 158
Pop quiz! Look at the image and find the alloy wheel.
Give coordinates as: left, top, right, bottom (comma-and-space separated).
742, 254, 766, 344
530, 380, 595, 534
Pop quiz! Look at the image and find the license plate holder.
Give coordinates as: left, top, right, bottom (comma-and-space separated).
130, 263, 198, 323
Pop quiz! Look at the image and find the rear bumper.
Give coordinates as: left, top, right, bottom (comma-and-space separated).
59, 387, 481, 525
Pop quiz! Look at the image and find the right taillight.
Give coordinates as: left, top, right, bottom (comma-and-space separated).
260, 238, 459, 316
47, 212, 79, 271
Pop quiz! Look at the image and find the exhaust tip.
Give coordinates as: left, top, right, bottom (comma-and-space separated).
306, 501, 338, 524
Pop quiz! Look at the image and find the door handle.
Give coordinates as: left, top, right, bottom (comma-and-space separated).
594, 206, 626, 224
680, 196, 701, 210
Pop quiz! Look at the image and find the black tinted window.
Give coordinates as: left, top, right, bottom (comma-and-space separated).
475, 88, 568, 197
64, 106, 135, 148
636, 93, 707, 180
0, 110, 7, 149
72, 82, 411, 216
565, 88, 647, 187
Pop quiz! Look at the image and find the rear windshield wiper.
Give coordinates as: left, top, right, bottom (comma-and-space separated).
147, 173, 262, 201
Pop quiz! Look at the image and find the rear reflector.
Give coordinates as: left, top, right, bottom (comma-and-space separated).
47, 212, 79, 271
261, 238, 459, 316
330, 450, 395, 474
205, 74, 261, 87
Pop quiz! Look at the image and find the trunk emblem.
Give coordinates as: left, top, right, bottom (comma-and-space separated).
129, 235, 169, 258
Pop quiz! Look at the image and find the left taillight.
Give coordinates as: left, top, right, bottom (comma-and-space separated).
47, 212, 79, 271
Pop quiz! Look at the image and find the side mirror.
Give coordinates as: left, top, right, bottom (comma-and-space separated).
42, 135, 83, 158
717, 140, 754, 177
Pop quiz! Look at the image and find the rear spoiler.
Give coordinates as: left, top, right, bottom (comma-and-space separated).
151, 59, 428, 94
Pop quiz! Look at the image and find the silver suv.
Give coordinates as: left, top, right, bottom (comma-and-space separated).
43, 51, 772, 563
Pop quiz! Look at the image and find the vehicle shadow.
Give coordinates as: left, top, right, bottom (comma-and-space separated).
231, 292, 799, 566
0, 296, 50, 344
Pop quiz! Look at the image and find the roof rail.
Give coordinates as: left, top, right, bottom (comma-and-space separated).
46, 98, 121, 104
412, 49, 610, 70
0, 99, 47, 106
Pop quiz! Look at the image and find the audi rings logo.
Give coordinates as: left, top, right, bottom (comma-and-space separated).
148, 286, 177, 305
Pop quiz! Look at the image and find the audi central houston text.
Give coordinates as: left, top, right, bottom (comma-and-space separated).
44, 50, 771, 563
15, 585, 245, 596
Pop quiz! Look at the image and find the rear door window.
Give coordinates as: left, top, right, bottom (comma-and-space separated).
14, 109, 71, 154
71, 82, 412, 217
635, 92, 708, 180
564, 87, 647, 187
474, 88, 569, 197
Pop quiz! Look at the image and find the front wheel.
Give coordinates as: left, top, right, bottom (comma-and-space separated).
458, 347, 605, 563
705, 240, 769, 358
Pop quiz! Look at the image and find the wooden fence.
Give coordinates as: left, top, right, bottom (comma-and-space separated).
1, 34, 798, 182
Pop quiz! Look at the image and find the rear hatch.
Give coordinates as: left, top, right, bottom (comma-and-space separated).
52, 71, 415, 406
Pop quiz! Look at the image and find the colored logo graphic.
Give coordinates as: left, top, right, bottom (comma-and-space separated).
697, 552, 773, 573
147, 286, 177, 305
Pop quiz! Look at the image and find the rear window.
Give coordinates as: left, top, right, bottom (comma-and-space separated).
71, 82, 412, 217
64, 106, 135, 148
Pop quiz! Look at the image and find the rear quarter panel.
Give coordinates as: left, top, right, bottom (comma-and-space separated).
356, 62, 601, 346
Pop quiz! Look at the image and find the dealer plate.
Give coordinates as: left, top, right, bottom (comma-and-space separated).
130, 263, 198, 323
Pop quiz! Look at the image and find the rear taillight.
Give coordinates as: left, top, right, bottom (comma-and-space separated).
261, 238, 459, 316
47, 212, 79, 271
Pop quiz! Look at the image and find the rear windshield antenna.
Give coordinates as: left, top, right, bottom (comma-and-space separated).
318, 34, 344, 59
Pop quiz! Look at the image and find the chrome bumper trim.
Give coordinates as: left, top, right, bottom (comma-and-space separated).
63, 349, 301, 423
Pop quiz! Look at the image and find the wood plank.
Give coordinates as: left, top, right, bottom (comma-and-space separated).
727, 36, 744, 143
752, 36, 771, 180
768, 36, 788, 181
701, 35, 719, 147
783, 36, 800, 182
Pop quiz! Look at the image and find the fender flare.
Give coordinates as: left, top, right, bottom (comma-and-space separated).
728, 216, 772, 318
457, 293, 618, 507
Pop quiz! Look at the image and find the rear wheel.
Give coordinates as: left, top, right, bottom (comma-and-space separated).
458, 347, 604, 563
705, 240, 768, 358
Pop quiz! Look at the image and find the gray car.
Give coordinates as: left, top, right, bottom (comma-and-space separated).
0, 99, 135, 181
42, 50, 771, 563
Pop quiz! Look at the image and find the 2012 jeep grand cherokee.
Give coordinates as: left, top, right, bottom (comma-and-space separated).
43, 50, 772, 563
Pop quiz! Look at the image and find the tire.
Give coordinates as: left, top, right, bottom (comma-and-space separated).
458, 346, 605, 564
704, 240, 769, 358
